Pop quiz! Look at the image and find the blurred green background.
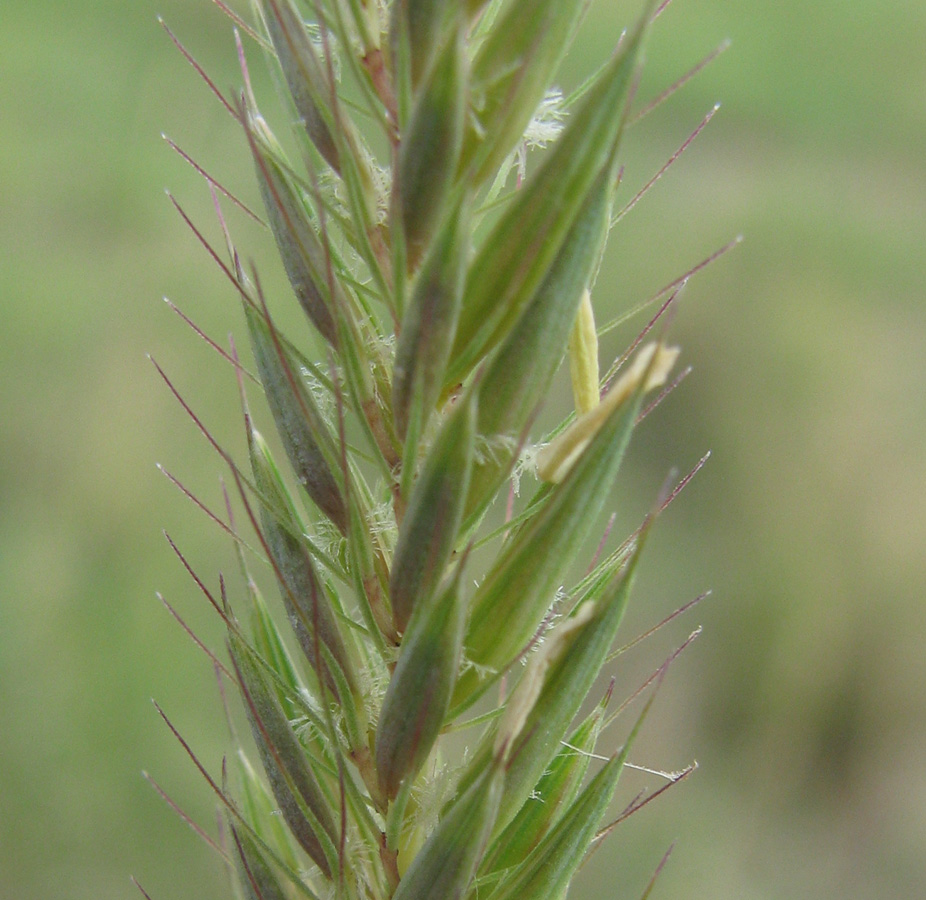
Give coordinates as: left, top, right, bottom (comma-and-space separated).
2, 0, 924, 897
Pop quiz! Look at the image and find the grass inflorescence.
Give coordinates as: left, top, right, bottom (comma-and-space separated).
148, 1, 730, 898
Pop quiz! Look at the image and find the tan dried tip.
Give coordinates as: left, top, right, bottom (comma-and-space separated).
536, 341, 680, 483
493, 601, 597, 761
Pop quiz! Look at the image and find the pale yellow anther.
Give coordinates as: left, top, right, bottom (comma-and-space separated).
567, 288, 600, 416
537, 341, 680, 484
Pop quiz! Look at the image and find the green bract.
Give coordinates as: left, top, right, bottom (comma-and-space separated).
229, 632, 338, 876
446, 3, 654, 386
155, 0, 719, 898
376, 563, 467, 800
389, 390, 476, 632
395, 13, 467, 267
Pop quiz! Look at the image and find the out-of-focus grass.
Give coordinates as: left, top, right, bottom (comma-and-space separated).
1, 1, 923, 898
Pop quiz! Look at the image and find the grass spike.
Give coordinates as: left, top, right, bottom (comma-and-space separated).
153, 1, 731, 896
